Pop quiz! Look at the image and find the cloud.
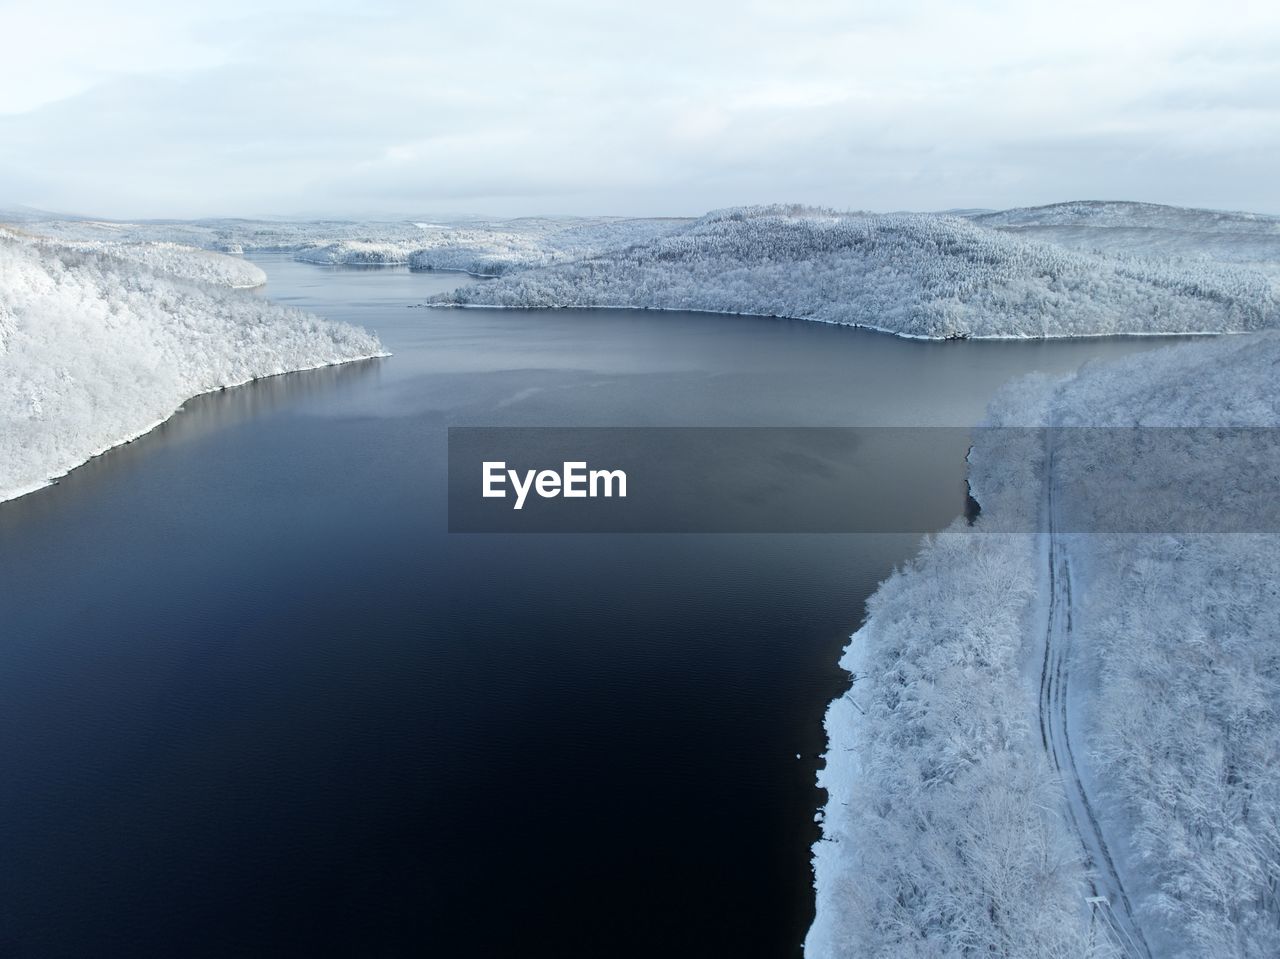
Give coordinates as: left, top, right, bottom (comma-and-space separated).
1, 0, 1277, 217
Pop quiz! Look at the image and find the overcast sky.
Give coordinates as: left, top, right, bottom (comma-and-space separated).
1, 0, 1277, 219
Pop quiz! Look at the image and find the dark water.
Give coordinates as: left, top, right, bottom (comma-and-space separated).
0, 257, 1183, 958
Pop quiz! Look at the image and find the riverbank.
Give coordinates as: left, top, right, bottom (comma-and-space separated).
0, 232, 385, 504
809, 330, 1280, 957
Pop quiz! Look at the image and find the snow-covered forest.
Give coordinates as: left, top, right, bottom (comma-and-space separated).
317, 217, 684, 274
971, 201, 1280, 279
0, 228, 383, 502
433, 205, 1280, 339
40, 238, 268, 288
810, 331, 1280, 957
973, 200, 1280, 235
12, 200, 1279, 339
807, 525, 1098, 957
2, 210, 688, 277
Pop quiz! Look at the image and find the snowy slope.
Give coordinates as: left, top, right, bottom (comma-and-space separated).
1020, 335, 1280, 959
972, 201, 1280, 277
972, 200, 1280, 234
434, 205, 1279, 339
0, 229, 384, 503
45, 238, 267, 288
807, 524, 1095, 958
11, 212, 690, 277
809, 332, 1280, 958
299, 217, 687, 274
5, 214, 454, 259
21, 203, 1280, 332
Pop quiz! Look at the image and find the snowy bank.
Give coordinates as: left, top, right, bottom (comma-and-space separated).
0, 229, 384, 503
432, 206, 1279, 340
808, 525, 1092, 957
809, 332, 1280, 957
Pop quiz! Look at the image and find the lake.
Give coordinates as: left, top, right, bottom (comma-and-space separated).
0, 256, 1183, 958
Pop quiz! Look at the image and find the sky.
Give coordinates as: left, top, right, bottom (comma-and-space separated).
1, 0, 1277, 219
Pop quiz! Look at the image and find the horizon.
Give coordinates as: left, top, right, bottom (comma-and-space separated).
7, 196, 1280, 225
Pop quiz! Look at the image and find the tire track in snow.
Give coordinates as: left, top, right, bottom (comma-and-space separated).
1040, 441, 1152, 959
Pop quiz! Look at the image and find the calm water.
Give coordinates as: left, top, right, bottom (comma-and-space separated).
0, 257, 1183, 958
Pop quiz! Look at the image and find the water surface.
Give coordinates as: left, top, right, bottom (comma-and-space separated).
0, 257, 1186, 958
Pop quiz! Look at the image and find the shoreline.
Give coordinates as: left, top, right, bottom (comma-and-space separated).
422, 301, 1244, 343
0, 352, 390, 507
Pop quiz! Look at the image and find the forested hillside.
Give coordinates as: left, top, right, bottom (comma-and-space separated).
810, 331, 1280, 957
435, 206, 1279, 339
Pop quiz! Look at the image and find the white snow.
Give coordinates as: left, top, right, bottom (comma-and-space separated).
7, 212, 690, 278
1023, 335, 1280, 959
972, 200, 1280, 234
434, 205, 1280, 340
295, 240, 418, 266
402, 216, 689, 276
972, 202, 1280, 281
806, 526, 1095, 958
0, 228, 385, 503
18, 203, 1278, 339
809, 331, 1280, 957
48, 238, 267, 288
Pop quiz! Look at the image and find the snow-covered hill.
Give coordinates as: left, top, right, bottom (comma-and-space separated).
809, 331, 1280, 958
0, 229, 384, 503
972, 201, 1280, 276
973, 200, 1280, 234
808, 523, 1092, 957
11, 212, 690, 277
297, 217, 687, 274
46, 238, 267, 288
18, 202, 1280, 334
433, 205, 1279, 339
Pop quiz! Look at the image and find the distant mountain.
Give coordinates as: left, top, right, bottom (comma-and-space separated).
434, 204, 1279, 339
972, 199, 1280, 232
13, 201, 1280, 337
969, 201, 1280, 273
0, 203, 93, 223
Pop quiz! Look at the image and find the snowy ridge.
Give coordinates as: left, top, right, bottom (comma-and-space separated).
810, 333, 1280, 957
46, 238, 266, 288
0, 224, 267, 288
16, 203, 1280, 335
0, 229, 385, 503
293, 216, 686, 274
971, 202, 1280, 277
972, 200, 1280, 234
10, 213, 690, 278
433, 206, 1279, 339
